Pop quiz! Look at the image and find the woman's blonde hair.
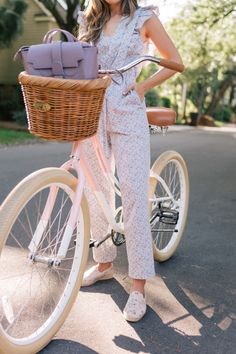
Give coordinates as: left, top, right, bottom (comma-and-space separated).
79, 0, 138, 44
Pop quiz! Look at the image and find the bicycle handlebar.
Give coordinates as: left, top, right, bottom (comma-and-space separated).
98, 55, 184, 75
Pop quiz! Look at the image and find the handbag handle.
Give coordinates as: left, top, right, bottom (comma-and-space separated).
43, 28, 78, 43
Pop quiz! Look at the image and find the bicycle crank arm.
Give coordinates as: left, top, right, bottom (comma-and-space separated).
151, 229, 179, 233
89, 230, 126, 248
89, 233, 112, 248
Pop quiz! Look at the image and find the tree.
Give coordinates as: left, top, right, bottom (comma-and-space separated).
38, 0, 85, 33
192, 0, 236, 27
0, 0, 28, 48
165, 0, 236, 121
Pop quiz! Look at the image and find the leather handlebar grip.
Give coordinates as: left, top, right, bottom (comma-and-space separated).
159, 58, 185, 73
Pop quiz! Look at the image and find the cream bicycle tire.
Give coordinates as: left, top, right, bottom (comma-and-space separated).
0, 168, 90, 354
149, 151, 189, 262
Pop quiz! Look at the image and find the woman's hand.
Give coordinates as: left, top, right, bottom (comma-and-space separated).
122, 82, 146, 101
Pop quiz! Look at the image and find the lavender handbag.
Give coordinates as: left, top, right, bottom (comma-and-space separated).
14, 28, 98, 80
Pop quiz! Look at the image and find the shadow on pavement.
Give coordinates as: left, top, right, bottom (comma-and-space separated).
81, 256, 236, 354
36, 261, 235, 354
38, 339, 99, 354
156, 257, 236, 354
80, 278, 199, 353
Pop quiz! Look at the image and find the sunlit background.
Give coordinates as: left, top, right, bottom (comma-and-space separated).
143, 0, 187, 22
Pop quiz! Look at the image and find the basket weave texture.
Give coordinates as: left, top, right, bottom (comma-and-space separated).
19, 72, 111, 141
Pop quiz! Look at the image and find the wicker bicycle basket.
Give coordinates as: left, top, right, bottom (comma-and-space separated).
19, 72, 111, 141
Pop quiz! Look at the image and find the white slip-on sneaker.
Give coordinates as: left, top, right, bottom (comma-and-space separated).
123, 291, 147, 322
81, 264, 114, 287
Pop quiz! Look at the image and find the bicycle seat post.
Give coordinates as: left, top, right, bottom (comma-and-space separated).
161, 126, 168, 136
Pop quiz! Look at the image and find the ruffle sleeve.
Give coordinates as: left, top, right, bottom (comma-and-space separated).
136, 5, 160, 30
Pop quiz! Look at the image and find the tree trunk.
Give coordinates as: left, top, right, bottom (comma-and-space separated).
196, 85, 207, 125
229, 84, 236, 106
206, 75, 234, 116
181, 82, 188, 120
39, 0, 85, 32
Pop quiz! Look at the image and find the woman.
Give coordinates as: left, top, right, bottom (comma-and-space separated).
78, 0, 183, 322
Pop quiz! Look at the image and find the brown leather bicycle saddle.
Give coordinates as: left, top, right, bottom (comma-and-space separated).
146, 107, 176, 126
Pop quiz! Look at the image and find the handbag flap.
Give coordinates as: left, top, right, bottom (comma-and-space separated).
27, 42, 85, 69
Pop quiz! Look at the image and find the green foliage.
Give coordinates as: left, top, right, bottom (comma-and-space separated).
164, 0, 236, 119
12, 110, 27, 125
0, 0, 28, 48
138, 63, 172, 107
145, 88, 161, 106
161, 97, 171, 108
213, 105, 234, 122
0, 85, 26, 123
144, 90, 171, 107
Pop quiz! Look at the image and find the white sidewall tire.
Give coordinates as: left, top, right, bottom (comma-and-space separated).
0, 168, 90, 354
149, 151, 189, 262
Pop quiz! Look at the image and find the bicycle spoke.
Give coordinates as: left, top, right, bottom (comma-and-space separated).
0, 177, 85, 338
9, 231, 24, 249
37, 193, 70, 253
16, 215, 33, 242
0, 173, 88, 344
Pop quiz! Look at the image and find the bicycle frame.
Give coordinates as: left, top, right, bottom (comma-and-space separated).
28, 135, 123, 259
28, 135, 177, 262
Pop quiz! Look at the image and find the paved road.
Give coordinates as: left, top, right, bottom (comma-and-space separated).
0, 126, 236, 354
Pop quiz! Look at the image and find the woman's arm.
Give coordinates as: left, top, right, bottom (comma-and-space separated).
124, 14, 184, 100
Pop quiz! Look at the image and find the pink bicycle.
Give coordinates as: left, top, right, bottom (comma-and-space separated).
0, 56, 189, 354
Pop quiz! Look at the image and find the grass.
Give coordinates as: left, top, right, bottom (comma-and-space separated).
0, 129, 37, 145
214, 120, 225, 127
176, 118, 227, 127
0, 119, 228, 146
176, 119, 188, 125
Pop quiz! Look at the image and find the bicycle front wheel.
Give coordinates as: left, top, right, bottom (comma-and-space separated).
149, 151, 189, 262
0, 168, 90, 354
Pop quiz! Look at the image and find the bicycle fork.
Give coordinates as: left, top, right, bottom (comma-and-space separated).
28, 157, 86, 267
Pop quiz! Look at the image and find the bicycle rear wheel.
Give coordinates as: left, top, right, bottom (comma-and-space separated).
149, 151, 189, 262
0, 168, 90, 354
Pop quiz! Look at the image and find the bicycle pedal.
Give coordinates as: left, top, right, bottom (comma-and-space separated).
159, 205, 179, 225
89, 239, 96, 248
75, 238, 97, 248
111, 232, 126, 246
